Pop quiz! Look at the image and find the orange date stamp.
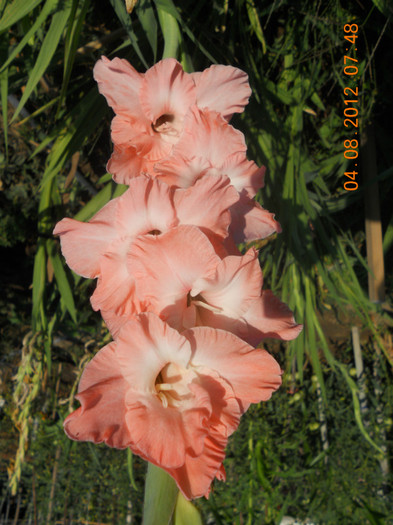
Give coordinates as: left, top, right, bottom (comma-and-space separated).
343, 23, 359, 191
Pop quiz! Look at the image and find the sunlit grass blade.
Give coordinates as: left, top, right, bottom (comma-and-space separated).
0, 0, 43, 33
0, 37, 8, 156
57, 0, 90, 112
245, 0, 266, 54
142, 463, 178, 525
109, 0, 148, 67
153, 0, 216, 64
173, 492, 203, 525
0, 0, 57, 73
31, 241, 47, 331
11, 0, 73, 123
156, 2, 181, 59
47, 239, 77, 324
40, 89, 106, 188
136, 0, 158, 62
74, 182, 113, 222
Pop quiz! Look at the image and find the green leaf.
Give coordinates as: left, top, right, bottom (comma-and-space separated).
156, 2, 180, 59
142, 463, 178, 525
136, 0, 158, 61
73, 182, 113, 222
370, 0, 393, 17
126, 448, 138, 491
58, 0, 90, 112
0, 0, 43, 33
382, 210, 393, 254
32, 241, 47, 331
173, 492, 203, 525
0, 0, 57, 73
0, 37, 8, 156
11, 0, 73, 122
40, 89, 106, 189
245, 0, 266, 54
109, 0, 148, 67
47, 239, 77, 324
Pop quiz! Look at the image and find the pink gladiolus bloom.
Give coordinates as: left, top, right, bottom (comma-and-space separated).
101, 225, 301, 342
93, 57, 251, 183
53, 176, 238, 316
154, 107, 258, 193
64, 313, 282, 499
154, 107, 281, 242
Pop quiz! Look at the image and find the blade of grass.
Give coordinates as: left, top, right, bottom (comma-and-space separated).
109, 0, 148, 67
47, 239, 77, 324
11, 0, 73, 123
0, 37, 8, 157
136, 0, 158, 62
0, 0, 43, 33
0, 0, 57, 73
156, 2, 181, 59
57, 0, 90, 112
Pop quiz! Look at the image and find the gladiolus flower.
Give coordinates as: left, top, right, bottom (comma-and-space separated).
53, 176, 238, 316
64, 313, 282, 499
93, 57, 252, 183
101, 225, 301, 342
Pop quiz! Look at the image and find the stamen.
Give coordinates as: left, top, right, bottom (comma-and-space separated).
157, 392, 168, 408
192, 300, 223, 314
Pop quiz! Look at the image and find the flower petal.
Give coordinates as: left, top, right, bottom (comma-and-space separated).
193, 64, 252, 120
186, 326, 282, 407
116, 315, 210, 468
64, 342, 132, 449
238, 290, 303, 345
192, 248, 263, 319
229, 195, 281, 244
166, 370, 241, 500
170, 107, 247, 169
115, 177, 178, 236
107, 144, 153, 184
53, 199, 118, 279
90, 238, 139, 315
128, 226, 220, 329
174, 174, 239, 238
221, 153, 265, 197
139, 58, 196, 123
94, 56, 145, 118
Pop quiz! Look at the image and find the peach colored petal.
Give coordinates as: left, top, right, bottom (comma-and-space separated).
64, 342, 132, 449
53, 200, 118, 279
167, 431, 227, 499
115, 177, 178, 236
221, 153, 265, 197
128, 226, 220, 329
238, 290, 303, 346
139, 58, 196, 125
154, 108, 261, 194
124, 384, 211, 468
173, 174, 239, 239
100, 308, 135, 339
185, 327, 282, 407
155, 153, 212, 188
193, 64, 252, 120
94, 56, 145, 119
192, 248, 263, 319
111, 115, 140, 145
115, 313, 192, 387
165, 368, 241, 499
90, 240, 139, 315
171, 107, 247, 168
229, 195, 282, 244
107, 145, 154, 184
